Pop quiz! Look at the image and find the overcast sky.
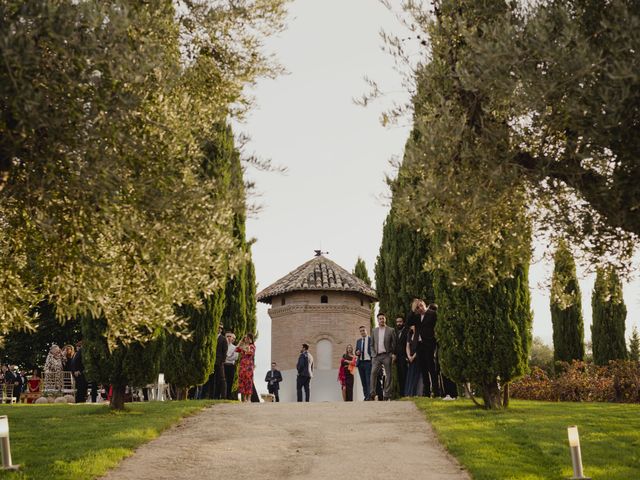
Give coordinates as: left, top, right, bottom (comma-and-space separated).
238, 0, 640, 390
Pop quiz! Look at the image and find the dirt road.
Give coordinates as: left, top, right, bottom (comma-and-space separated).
101, 401, 470, 480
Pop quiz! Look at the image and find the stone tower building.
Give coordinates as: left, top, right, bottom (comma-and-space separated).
257, 253, 377, 402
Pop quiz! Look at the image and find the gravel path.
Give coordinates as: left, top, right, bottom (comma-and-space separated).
101, 401, 470, 480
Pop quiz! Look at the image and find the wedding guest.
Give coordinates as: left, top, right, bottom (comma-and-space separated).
265, 362, 283, 402
338, 344, 356, 401
236, 333, 256, 402
71, 340, 88, 403
212, 324, 228, 399
62, 345, 75, 371
27, 369, 42, 404
224, 332, 239, 400
296, 343, 314, 402
409, 299, 440, 397
405, 326, 420, 396
45, 344, 64, 391
369, 313, 396, 401
18, 369, 28, 394
355, 326, 372, 400
395, 316, 409, 397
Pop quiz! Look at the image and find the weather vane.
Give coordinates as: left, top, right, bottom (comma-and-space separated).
314, 249, 329, 257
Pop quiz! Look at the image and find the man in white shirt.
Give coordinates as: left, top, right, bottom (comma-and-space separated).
370, 313, 396, 400
355, 325, 373, 400
224, 332, 239, 400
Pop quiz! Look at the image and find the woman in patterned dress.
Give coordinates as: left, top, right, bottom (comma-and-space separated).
44, 344, 64, 391
236, 333, 256, 402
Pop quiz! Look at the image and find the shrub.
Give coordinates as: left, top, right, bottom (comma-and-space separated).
510, 360, 640, 403
509, 367, 555, 401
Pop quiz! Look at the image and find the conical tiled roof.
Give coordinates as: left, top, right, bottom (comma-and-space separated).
256, 255, 377, 304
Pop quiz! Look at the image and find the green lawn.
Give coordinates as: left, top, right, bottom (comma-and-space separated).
0, 400, 215, 479
413, 398, 640, 480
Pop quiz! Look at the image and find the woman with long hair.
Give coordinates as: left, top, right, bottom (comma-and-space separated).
338, 344, 357, 401
236, 333, 256, 402
62, 345, 75, 371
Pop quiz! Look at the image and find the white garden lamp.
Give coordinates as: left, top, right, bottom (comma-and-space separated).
0, 416, 19, 470
567, 426, 590, 480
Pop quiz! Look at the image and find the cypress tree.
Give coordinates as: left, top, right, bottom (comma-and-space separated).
245, 254, 257, 335
353, 257, 375, 328
551, 241, 585, 363
375, 208, 434, 321
591, 267, 627, 365
221, 123, 250, 338
163, 290, 226, 398
629, 327, 640, 362
161, 122, 249, 396
353, 257, 372, 286
435, 262, 532, 409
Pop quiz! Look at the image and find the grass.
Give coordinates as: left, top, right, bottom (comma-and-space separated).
413, 398, 640, 480
0, 400, 215, 479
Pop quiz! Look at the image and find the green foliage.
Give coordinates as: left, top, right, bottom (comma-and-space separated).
245, 254, 258, 335
591, 267, 627, 365
0, 0, 288, 343
0, 301, 80, 370
162, 122, 257, 389
550, 242, 584, 362
435, 262, 532, 409
385, 1, 532, 289
529, 337, 554, 373
630, 327, 640, 362
163, 290, 226, 390
353, 257, 372, 286
81, 316, 165, 390
381, 0, 640, 286
414, 398, 640, 480
375, 207, 434, 320
353, 257, 375, 328
0, 401, 214, 479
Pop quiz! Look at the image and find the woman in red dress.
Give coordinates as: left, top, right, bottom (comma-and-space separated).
236, 333, 256, 402
338, 344, 356, 401
27, 369, 42, 404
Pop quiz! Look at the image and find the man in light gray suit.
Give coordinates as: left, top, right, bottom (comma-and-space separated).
370, 312, 396, 400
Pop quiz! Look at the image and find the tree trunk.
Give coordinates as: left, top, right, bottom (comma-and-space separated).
110, 384, 127, 410
481, 380, 503, 409
174, 387, 187, 400
503, 383, 510, 408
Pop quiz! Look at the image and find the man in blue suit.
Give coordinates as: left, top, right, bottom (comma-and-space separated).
355, 325, 373, 400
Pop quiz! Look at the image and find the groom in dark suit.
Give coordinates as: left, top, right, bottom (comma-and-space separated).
355, 326, 373, 400
409, 299, 440, 397
265, 362, 283, 402
370, 313, 396, 400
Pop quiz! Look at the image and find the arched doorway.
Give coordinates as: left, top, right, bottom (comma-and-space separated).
316, 339, 333, 370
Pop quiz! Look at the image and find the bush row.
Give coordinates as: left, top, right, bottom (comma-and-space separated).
510, 360, 640, 403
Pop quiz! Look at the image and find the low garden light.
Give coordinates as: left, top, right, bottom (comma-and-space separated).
0, 416, 19, 470
567, 426, 590, 480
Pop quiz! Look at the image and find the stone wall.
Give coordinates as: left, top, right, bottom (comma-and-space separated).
269, 291, 372, 371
